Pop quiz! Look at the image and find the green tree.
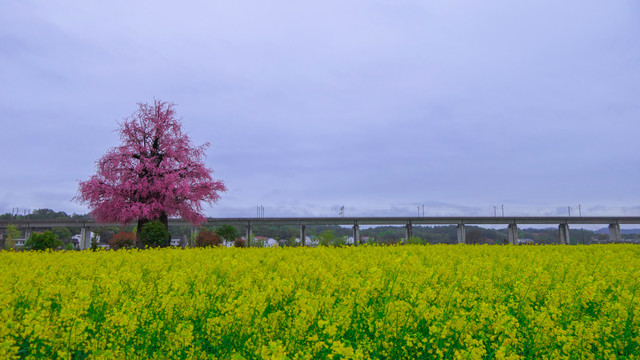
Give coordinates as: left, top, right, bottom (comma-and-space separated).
4, 224, 21, 250
30, 208, 71, 220
90, 233, 99, 251
317, 230, 337, 246
93, 226, 120, 244
377, 229, 399, 244
140, 220, 171, 248
52, 227, 72, 242
25, 231, 62, 251
467, 229, 484, 244
215, 225, 241, 246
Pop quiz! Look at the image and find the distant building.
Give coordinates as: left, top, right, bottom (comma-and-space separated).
71, 232, 100, 243
295, 236, 316, 246
518, 238, 534, 245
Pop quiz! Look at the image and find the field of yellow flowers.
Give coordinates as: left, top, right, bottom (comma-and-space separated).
1, 245, 639, 359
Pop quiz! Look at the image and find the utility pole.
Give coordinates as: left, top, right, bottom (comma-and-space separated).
501, 204, 504, 217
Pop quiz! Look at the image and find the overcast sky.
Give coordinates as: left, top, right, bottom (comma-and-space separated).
1, 0, 639, 219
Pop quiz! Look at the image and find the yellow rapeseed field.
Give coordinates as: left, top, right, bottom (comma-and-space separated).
1, 245, 639, 359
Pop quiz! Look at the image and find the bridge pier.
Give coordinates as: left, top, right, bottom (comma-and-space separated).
24, 228, 32, 244
300, 223, 306, 247
508, 224, 518, 245
79, 226, 92, 250
405, 221, 413, 243
559, 224, 570, 245
190, 226, 199, 247
609, 223, 621, 242
246, 221, 252, 247
457, 224, 466, 244
353, 221, 359, 246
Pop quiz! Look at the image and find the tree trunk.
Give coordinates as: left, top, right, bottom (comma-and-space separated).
159, 212, 169, 247
136, 218, 148, 248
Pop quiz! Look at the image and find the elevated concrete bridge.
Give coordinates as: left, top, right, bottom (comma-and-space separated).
1, 216, 638, 249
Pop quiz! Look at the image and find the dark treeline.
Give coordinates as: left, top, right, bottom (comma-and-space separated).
195, 224, 601, 245
0, 208, 90, 221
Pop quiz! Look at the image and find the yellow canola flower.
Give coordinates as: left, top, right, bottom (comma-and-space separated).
0, 245, 639, 359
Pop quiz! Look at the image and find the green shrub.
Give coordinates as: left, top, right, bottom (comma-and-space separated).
405, 236, 426, 245
140, 220, 170, 248
25, 231, 62, 251
332, 236, 347, 247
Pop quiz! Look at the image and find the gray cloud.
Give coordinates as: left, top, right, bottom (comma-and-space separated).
1, 0, 639, 218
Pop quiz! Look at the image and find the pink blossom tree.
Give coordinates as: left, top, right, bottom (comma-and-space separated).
76, 100, 226, 243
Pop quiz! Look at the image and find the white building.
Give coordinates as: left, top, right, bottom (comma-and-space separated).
72, 232, 100, 244
295, 236, 316, 246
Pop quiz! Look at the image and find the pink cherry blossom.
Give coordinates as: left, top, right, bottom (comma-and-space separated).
76, 100, 226, 228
